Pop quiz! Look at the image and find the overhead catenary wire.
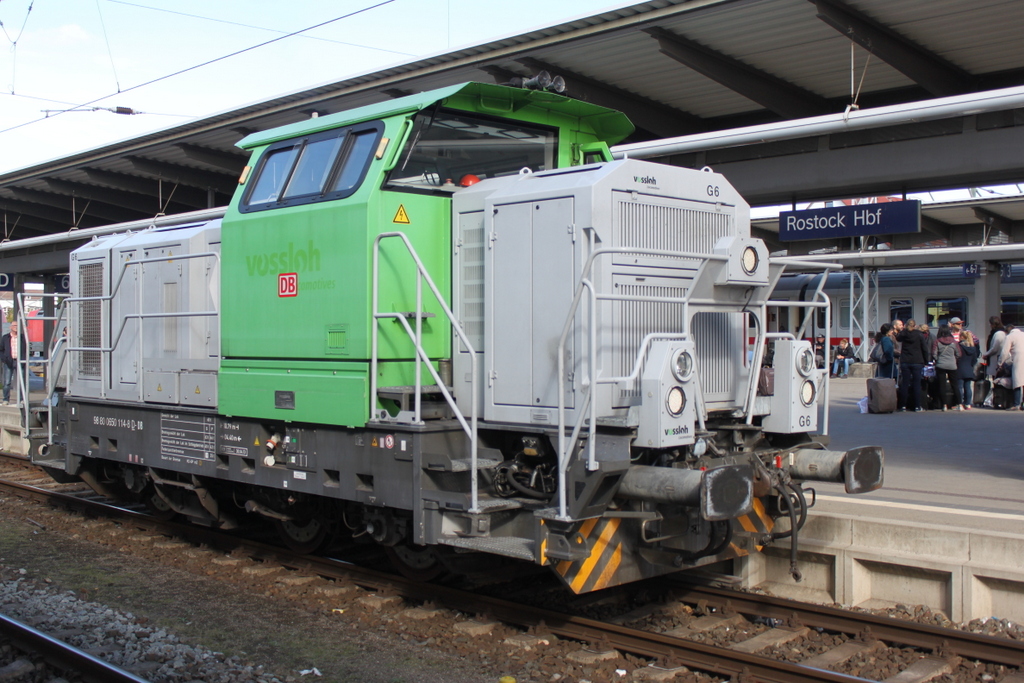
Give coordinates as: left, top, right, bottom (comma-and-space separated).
0, 0, 396, 137
0, 0, 36, 94
105, 0, 416, 58
94, 0, 121, 92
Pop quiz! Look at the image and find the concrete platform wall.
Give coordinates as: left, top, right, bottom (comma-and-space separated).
738, 506, 1024, 623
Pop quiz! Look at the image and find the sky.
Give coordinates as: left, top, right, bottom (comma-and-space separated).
0, 0, 634, 175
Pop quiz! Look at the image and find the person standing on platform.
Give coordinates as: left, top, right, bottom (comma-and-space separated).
949, 316, 978, 346
897, 319, 930, 412
874, 324, 896, 380
983, 316, 1006, 380
1, 321, 24, 406
931, 325, 962, 410
998, 326, 1024, 410
957, 330, 979, 410
814, 334, 827, 369
891, 319, 905, 408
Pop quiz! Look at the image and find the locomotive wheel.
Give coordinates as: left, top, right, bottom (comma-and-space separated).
384, 543, 449, 582
275, 517, 333, 555
143, 487, 177, 521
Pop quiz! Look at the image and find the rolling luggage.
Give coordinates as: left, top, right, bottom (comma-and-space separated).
866, 377, 897, 413
992, 384, 1014, 410
973, 379, 989, 406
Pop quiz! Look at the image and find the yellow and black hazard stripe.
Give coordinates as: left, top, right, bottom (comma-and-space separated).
553, 517, 626, 593
734, 497, 775, 555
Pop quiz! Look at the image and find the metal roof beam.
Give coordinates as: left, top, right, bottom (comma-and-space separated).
43, 178, 164, 216
0, 195, 80, 227
81, 169, 207, 210
812, 0, 974, 97
920, 215, 952, 241
643, 27, 832, 119
6, 187, 135, 224
0, 211, 60, 238
513, 57, 705, 137
175, 144, 249, 173
126, 157, 238, 194
972, 206, 1013, 234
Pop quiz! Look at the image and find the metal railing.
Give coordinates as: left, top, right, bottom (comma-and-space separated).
13, 247, 220, 450
553, 247, 839, 520
370, 232, 481, 513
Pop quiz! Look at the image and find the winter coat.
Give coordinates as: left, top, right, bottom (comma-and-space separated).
931, 334, 962, 371
875, 336, 896, 379
956, 342, 979, 380
897, 329, 930, 365
984, 329, 1006, 378
998, 328, 1024, 390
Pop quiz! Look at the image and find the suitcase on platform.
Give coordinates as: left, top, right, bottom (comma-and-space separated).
866, 378, 897, 413
992, 384, 1013, 410
974, 379, 989, 406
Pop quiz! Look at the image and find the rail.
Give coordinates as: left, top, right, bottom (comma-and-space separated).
370, 231, 481, 513
0, 612, 150, 683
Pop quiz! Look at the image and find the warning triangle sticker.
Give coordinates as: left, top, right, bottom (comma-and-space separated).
254, 437, 261, 446
393, 205, 410, 224
371, 437, 378, 447
195, 386, 201, 394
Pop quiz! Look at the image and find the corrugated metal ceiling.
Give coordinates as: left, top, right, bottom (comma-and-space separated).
2, 0, 1024, 244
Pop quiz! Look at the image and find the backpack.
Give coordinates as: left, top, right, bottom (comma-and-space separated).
869, 342, 884, 363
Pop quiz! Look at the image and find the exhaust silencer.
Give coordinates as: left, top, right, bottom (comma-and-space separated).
789, 446, 884, 494
618, 464, 754, 521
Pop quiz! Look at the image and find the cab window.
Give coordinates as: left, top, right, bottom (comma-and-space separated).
385, 109, 557, 194
240, 121, 383, 212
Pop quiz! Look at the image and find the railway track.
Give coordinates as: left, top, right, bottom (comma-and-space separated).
1, 457, 1022, 683
0, 612, 149, 683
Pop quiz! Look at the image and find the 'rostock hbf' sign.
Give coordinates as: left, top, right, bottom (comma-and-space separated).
779, 200, 921, 242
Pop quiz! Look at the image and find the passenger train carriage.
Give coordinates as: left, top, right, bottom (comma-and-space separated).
22, 82, 883, 592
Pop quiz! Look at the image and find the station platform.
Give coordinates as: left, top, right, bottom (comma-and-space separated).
741, 374, 1024, 622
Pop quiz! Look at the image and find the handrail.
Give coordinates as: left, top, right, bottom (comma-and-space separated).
58, 250, 220, 399
553, 245, 838, 521
13, 247, 220, 448
555, 246, 729, 520
370, 232, 481, 513
12, 294, 68, 447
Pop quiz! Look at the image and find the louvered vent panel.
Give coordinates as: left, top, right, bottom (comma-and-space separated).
617, 199, 732, 262
615, 282, 686, 404
78, 262, 104, 378
692, 312, 736, 400
460, 224, 485, 351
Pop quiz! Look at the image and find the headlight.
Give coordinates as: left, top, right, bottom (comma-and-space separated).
796, 347, 815, 377
672, 349, 694, 382
800, 379, 816, 406
666, 386, 686, 416
741, 245, 759, 275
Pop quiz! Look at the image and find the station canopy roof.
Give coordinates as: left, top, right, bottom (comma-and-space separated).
2, 0, 1024, 253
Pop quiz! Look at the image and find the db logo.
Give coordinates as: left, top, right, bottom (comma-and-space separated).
278, 273, 298, 297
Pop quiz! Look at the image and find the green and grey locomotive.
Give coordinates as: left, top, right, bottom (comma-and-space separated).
26, 81, 882, 592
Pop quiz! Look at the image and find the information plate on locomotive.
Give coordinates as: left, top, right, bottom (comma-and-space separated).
160, 413, 216, 463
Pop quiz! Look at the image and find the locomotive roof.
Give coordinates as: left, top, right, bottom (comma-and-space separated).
236, 82, 635, 151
